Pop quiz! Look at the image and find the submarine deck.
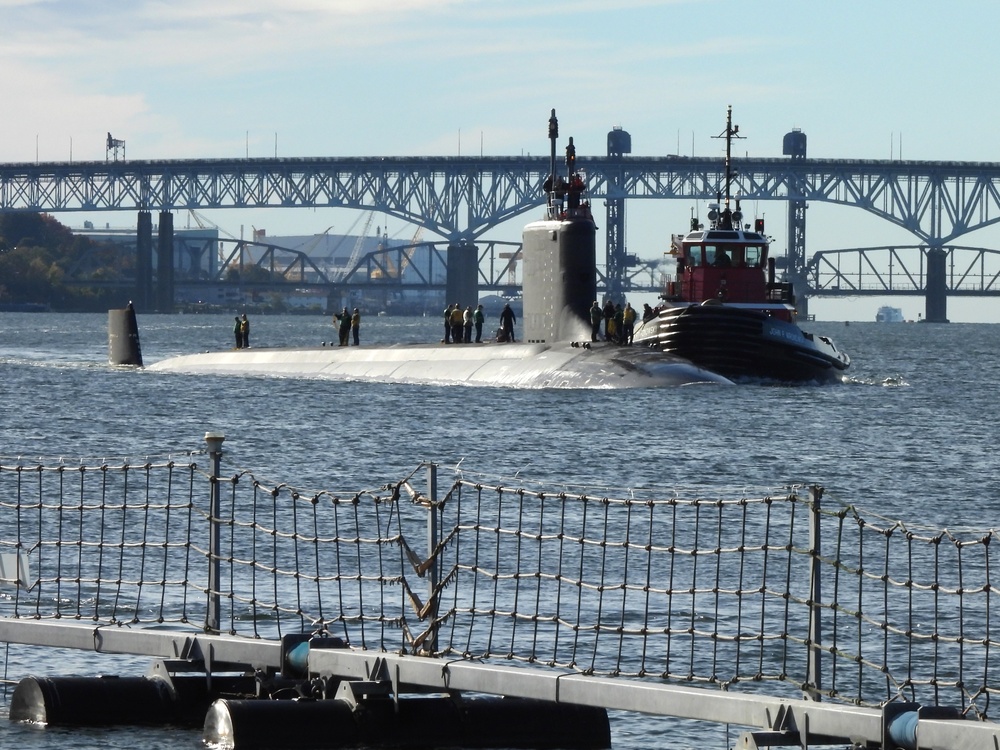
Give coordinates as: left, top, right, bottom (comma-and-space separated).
147, 340, 732, 389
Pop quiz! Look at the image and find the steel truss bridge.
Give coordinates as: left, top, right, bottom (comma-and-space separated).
810, 245, 1000, 299
69, 235, 544, 294
4, 154, 1000, 319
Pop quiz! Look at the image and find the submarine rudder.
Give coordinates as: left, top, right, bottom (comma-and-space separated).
108, 302, 143, 367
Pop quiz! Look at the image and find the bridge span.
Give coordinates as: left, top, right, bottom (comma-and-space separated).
4, 149, 1000, 320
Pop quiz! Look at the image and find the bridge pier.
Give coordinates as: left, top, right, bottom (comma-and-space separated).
783, 128, 809, 319
604, 126, 631, 305
157, 210, 175, 313
136, 211, 153, 313
924, 247, 950, 323
446, 241, 479, 309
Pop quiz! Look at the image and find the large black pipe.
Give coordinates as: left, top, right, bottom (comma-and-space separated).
205, 696, 611, 750
9, 674, 259, 727
10, 676, 177, 726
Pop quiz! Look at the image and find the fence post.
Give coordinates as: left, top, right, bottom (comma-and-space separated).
426, 462, 439, 654
806, 484, 823, 701
205, 432, 226, 634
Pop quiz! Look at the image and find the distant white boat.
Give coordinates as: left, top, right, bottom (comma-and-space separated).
875, 306, 905, 323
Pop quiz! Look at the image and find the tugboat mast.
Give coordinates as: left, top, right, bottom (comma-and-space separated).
712, 105, 744, 230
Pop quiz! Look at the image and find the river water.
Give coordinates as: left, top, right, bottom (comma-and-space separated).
1, 311, 998, 749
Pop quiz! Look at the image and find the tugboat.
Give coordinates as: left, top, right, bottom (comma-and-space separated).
632, 107, 850, 384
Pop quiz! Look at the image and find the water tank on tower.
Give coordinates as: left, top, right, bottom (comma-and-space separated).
783, 129, 807, 159
608, 126, 632, 157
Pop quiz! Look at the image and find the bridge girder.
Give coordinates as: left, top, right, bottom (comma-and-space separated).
4, 156, 1000, 248
9, 155, 1000, 313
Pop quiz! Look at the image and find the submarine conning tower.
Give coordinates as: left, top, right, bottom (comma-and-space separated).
522, 109, 597, 344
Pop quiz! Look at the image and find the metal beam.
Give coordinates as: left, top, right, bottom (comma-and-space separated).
4, 156, 1000, 247
0, 619, 282, 670
3, 619, 1000, 748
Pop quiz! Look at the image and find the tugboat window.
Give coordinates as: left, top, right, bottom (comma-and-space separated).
709, 246, 732, 267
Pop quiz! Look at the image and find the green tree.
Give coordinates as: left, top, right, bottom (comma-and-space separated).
0, 213, 125, 310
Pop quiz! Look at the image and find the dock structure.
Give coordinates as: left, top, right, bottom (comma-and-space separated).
1, 434, 999, 749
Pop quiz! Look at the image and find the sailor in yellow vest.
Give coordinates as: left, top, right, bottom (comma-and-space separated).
351, 307, 361, 345
449, 304, 464, 345
622, 302, 636, 345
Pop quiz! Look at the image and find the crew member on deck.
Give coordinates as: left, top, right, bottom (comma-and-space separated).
240, 314, 250, 348
335, 307, 351, 346
450, 304, 464, 344
351, 307, 361, 346
443, 304, 454, 343
622, 302, 636, 344
500, 303, 516, 343
474, 304, 485, 343
463, 306, 473, 343
590, 301, 602, 342
602, 300, 615, 341
234, 316, 243, 349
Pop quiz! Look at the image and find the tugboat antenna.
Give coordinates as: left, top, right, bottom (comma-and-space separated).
712, 105, 745, 227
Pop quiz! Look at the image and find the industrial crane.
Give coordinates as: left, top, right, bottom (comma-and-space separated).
341, 211, 375, 280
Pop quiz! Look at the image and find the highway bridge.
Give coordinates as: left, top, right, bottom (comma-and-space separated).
4, 141, 1000, 320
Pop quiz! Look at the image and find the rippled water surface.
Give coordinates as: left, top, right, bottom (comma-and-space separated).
1, 311, 998, 749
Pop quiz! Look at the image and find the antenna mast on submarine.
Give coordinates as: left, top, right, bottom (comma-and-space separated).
546, 109, 559, 217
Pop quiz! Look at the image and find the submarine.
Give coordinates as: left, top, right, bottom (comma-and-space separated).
142, 112, 731, 389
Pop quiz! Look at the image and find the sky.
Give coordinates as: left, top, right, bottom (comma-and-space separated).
4, 0, 1000, 321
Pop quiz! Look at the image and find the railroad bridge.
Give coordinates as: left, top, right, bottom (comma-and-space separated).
3, 132, 1000, 320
